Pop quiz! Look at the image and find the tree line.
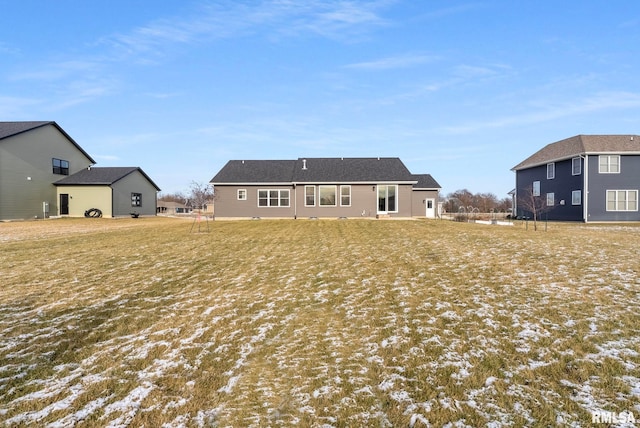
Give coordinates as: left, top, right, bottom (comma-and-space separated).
444, 189, 512, 214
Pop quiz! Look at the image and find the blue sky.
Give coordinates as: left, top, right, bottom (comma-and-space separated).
2, 1, 640, 197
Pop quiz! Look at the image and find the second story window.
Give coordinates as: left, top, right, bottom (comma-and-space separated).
599, 155, 620, 173
572, 157, 582, 175
52, 158, 69, 175
547, 162, 555, 179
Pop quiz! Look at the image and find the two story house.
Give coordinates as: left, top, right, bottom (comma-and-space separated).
210, 157, 441, 219
0, 121, 159, 220
512, 135, 640, 222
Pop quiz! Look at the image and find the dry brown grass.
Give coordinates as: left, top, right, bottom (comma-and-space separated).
1, 217, 639, 426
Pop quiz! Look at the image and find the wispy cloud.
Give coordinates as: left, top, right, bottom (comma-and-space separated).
345, 53, 439, 70
100, 1, 392, 61
441, 91, 640, 134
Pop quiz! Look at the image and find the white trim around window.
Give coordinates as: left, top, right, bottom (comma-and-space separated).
546, 192, 555, 207
340, 185, 351, 207
572, 190, 581, 205
237, 189, 247, 200
606, 190, 638, 212
304, 185, 315, 207
319, 185, 337, 207
572, 157, 582, 175
258, 189, 290, 207
599, 155, 620, 173
532, 181, 540, 197
547, 162, 555, 179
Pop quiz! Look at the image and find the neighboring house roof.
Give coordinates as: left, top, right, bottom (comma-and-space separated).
54, 167, 161, 191
0, 121, 96, 164
512, 134, 640, 170
412, 174, 441, 189
211, 157, 419, 184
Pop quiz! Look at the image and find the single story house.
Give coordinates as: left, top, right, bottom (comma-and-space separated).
210, 157, 441, 219
157, 200, 192, 215
512, 134, 640, 222
55, 167, 160, 218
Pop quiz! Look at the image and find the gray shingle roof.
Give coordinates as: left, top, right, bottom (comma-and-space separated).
210, 160, 297, 184
210, 158, 419, 184
292, 158, 416, 183
54, 167, 161, 191
0, 121, 96, 164
512, 134, 640, 170
412, 174, 441, 189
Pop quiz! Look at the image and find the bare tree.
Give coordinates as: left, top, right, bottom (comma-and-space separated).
186, 181, 214, 211
516, 185, 553, 231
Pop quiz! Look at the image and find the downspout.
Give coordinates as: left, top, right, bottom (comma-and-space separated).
293, 183, 297, 219
583, 155, 589, 223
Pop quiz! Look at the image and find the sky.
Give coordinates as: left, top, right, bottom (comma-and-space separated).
2, 1, 640, 197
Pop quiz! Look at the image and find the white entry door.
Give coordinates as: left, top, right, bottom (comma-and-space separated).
425, 198, 435, 218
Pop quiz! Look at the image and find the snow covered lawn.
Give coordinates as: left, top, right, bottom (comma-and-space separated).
1, 217, 639, 426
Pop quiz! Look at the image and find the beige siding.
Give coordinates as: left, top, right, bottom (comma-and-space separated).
0, 125, 93, 220
56, 186, 113, 217
111, 171, 158, 217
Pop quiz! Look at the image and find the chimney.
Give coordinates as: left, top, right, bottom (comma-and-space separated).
302, 159, 307, 170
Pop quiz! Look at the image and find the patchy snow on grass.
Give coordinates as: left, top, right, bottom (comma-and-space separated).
1, 219, 639, 426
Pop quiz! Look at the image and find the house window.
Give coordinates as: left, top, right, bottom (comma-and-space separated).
572, 157, 582, 175
572, 190, 582, 205
547, 162, 555, 179
319, 185, 337, 206
305, 186, 315, 206
237, 189, 247, 200
599, 155, 620, 173
340, 185, 351, 207
52, 158, 69, 175
131, 193, 142, 207
546, 193, 555, 206
258, 189, 290, 207
378, 185, 397, 213
532, 181, 540, 197
606, 190, 638, 211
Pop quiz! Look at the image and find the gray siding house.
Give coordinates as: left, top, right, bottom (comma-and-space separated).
210, 157, 441, 219
54, 167, 160, 218
512, 135, 640, 222
0, 121, 95, 220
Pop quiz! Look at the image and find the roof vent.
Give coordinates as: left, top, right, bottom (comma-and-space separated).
632, 136, 634, 141
302, 159, 307, 170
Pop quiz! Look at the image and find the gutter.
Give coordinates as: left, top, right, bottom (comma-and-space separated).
583, 155, 589, 223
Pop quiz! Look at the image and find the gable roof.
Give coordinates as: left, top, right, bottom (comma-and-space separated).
0, 121, 96, 164
211, 157, 418, 185
292, 158, 416, 183
512, 134, 640, 171
412, 174, 441, 189
210, 160, 297, 184
54, 167, 161, 191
